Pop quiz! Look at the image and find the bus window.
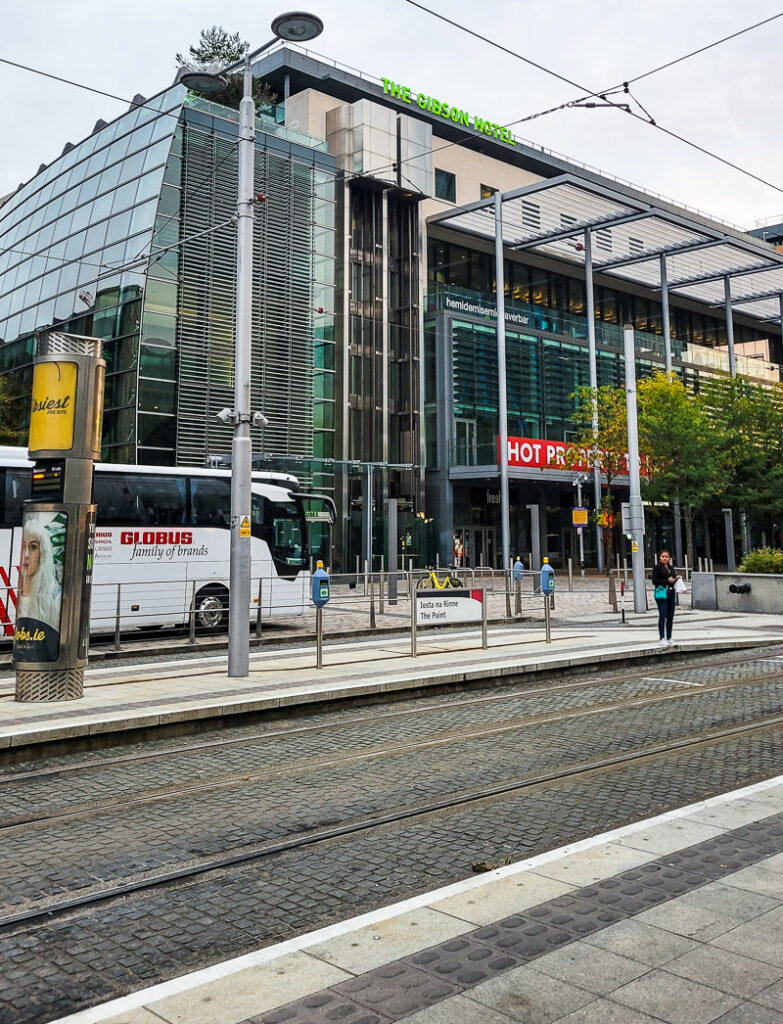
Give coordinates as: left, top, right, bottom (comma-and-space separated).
94, 473, 186, 526
190, 476, 231, 527
3, 469, 31, 525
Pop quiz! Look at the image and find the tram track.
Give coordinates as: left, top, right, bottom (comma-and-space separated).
1, 646, 779, 787
1, 710, 782, 934
2, 663, 783, 832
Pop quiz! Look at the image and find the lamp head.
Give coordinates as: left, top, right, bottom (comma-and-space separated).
271, 11, 324, 41
180, 63, 227, 94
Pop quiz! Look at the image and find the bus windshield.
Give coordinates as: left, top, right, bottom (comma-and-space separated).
251, 495, 307, 576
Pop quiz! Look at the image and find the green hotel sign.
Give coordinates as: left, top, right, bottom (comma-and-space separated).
381, 77, 517, 148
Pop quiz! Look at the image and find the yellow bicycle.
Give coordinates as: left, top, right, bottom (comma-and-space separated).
416, 570, 463, 590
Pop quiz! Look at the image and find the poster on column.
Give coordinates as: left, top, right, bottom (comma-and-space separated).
13, 508, 67, 663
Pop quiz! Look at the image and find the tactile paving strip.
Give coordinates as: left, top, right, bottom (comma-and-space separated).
244, 809, 783, 1024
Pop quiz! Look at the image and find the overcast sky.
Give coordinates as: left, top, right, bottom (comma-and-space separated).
2, 0, 782, 231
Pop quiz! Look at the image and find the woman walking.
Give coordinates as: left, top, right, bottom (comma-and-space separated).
651, 550, 679, 647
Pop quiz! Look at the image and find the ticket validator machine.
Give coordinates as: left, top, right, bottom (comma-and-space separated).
13, 332, 105, 702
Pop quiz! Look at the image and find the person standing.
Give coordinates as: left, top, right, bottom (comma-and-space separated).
651, 550, 678, 647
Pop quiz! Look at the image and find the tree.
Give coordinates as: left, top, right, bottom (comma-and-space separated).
176, 26, 277, 112
0, 375, 23, 446
559, 385, 629, 570
700, 375, 783, 547
637, 372, 721, 565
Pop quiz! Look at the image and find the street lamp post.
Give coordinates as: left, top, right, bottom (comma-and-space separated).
181, 12, 323, 677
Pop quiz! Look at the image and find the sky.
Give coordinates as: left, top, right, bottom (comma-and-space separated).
1, 0, 782, 231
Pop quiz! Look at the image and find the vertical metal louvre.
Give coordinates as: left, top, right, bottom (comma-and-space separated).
176, 120, 331, 465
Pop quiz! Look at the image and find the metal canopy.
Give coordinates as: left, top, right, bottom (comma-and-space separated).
428, 175, 783, 324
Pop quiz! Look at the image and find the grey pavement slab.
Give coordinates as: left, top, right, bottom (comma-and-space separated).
583, 918, 700, 966
464, 964, 596, 1024
663, 944, 782, 999
710, 905, 783, 967
529, 940, 650, 994
610, 970, 740, 1024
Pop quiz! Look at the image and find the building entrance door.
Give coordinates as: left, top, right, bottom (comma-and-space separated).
455, 526, 496, 568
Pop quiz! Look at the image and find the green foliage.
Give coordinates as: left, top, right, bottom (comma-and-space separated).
176, 26, 278, 112
0, 374, 26, 446
637, 372, 722, 564
699, 376, 783, 525
739, 547, 783, 574
638, 372, 720, 510
176, 26, 247, 68
560, 385, 628, 488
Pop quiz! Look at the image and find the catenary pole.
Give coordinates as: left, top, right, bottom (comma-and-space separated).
584, 228, 604, 571
494, 192, 511, 570
623, 324, 646, 612
228, 54, 254, 678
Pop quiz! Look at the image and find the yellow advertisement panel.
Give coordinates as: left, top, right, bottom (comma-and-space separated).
29, 361, 78, 452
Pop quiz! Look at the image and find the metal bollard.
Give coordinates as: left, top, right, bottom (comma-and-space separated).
364, 560, 368, 597
504, 569, 512, 618
544, 591, 551, 643
410, 589, 417, 657
379, 556, 385, 615
355, 554, 360, 588
481, 586, 488, 649
568, 557, 573, 592
369, 576, 376, 629
515, 575, 521, 616
316, 605, 323, 670
114, 583, 122, 652
255, 576, 263, 639
189, 580, 197, 645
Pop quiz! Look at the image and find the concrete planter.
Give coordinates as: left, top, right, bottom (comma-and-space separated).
692, 571, 783, 613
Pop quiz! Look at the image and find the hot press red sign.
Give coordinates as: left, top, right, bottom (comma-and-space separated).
498, 436, 589, 470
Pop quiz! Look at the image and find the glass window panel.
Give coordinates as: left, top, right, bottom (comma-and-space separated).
90, 192, 113, 224
105, 368, 137, 407
70, 202, 92, 234
143, 138, 171, 173
139, 343, 176, 379
137, 413, 176, 448
141, 310, 176, 347
84, 220, 109, 254
103, 332, 139, 372
135, 171, 162, 205
119, 149, 146, 183
157, 184, 179, 218
111, 180, 138, 215
77, 175, 100, 206
105, 209, 133, 246
314, 372, 334, 399
128, 199, 156, 236
138, 378, 175, 413
143, 277, 177, 315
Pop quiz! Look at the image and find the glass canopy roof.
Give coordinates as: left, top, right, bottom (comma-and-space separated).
428, 175, 783, 324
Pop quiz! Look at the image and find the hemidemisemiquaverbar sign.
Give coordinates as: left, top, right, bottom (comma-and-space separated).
380, 77, 517, 147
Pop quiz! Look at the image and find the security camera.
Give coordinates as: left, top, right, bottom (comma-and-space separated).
216, 408, 236, 424
252, 411, 269, 428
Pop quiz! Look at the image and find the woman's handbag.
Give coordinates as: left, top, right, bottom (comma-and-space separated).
674, 577, 687, 595
654, 585, 668, 600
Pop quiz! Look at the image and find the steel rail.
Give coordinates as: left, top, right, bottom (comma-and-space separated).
1, 649, 779, 790
2, 711, 782, 932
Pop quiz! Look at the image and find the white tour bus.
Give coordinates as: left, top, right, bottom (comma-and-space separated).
0, 447, 334, 636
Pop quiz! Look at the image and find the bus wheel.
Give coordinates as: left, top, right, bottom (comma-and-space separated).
195, 586, 229, 632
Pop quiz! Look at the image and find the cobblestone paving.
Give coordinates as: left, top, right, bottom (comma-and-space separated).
0, 726, 781, 1024
6, 658, 782, 821
1, 659, 783, 918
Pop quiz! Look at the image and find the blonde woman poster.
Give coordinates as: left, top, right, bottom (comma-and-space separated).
13, 510, 66, 663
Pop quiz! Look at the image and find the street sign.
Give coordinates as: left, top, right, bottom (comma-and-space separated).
571, 507, 588, 526
239, 515, 250, 538
416, 589, 483, 624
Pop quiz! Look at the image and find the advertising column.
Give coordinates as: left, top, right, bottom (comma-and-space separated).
13, 332, 105, 702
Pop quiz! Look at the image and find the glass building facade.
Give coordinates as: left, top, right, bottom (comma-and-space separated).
0, 85, 336, 479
